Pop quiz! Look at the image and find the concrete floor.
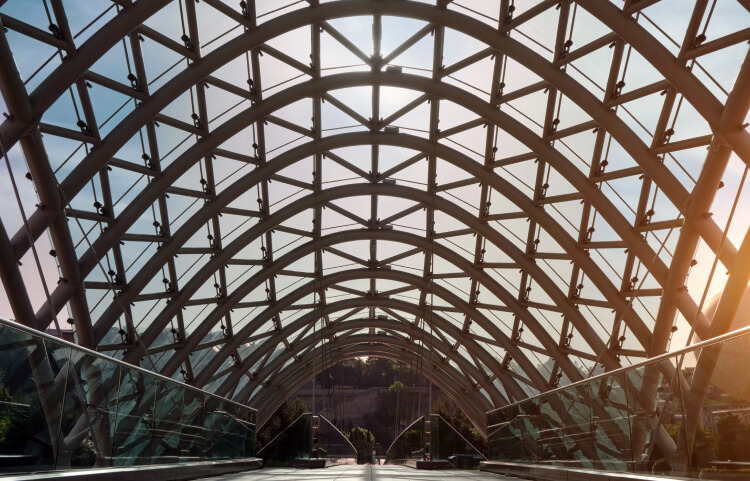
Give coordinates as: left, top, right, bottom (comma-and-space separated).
210, 465, 512, 481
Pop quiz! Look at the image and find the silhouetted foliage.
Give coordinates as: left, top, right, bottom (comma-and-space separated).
255, 398, 307, 451
715, 414, 750, 461
431, 396, 487, 453
321, 358, 422, 389
348, 426, 375, 464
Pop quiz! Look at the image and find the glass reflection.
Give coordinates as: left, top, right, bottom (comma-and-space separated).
0, 321, 256, 475
487, 329, 750, 480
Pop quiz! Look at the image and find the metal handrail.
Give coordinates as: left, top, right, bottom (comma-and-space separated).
487, 323, 750, 416
0, 316, 256, 414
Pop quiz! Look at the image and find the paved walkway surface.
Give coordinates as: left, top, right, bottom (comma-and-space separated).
210, 465, 513, 481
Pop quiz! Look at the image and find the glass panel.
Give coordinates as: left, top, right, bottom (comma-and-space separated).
150, 381, 184, 464
627, 360, 690, 478
558, 383, 594, 469
487, 403, 531, 462
0, 329, 63, 473
315, 415, 356, 463
685, 335, 750, 479
430, 414, 485, 468
485, 333, 750, 479
58, 349, 121, 469
257, 412, 312, 466
516, 397, 543, 461
225, 403, 244, 459
178, 389, 206, 461
0, 321, 258, 475
385, 416, 425, 463
244, 408, 257, 458
203, 396, 227, 459
538, 392, 566, 465
112, 368, 157, 466
589, 372, 633, 471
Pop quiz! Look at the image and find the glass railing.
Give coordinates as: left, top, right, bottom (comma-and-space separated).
487, 325, 750, 479
0, 318, 256, 474
430, 414, 486, 468
385, 416, 425, 463
314, 415, 356, 464
256, 412, 312, 467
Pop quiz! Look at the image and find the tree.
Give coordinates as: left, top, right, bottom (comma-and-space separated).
715, 414, 750, 461
0, 373, 25, 454
364, 380, 415, 449
0, 378, 14, 446
431, 397, 486, 453
256, 398, 307, 451
348, 426, 375, 464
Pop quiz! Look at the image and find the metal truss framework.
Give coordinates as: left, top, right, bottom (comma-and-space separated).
1, 0, 749, 436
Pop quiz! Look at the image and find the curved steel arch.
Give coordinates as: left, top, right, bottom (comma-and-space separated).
182, 262, 551, 398
97, 124, 663, 374
81, 124, 661, 361
236, 316, 504, 408
207, 296, 520, 403
55, 63, 708, 360
180, 228, 579, 395
95, 128, 665, 355
40, 69, 712, 357
251, 340, 492, 433
122, 182, 619, 380
0, 1, 171, 149
7, 0, 734, 328
3, 0, 742, 214
576, 0, 750, 164
56, 72, 671, 337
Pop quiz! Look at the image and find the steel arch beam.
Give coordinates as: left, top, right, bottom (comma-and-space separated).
679, 223, 750, 462
628, 53, 750, 463
251, 341, 490, 433
186, 261, 546, 398
205, 294, 522, 403
91, 128, 659, 361
576, 0, 750, 165
0, 25, 95, 345
640, 53, 750, 461
0, 219, 37, 328
72, 122, 676, 358
89, 127, 645, 366
238, 316, 503, 408
3, 0, 735, 215
89, 124, 650, 356
12, 0, 733, 298
188, 229, 571, 398
125, 138, 642, 383
193, 264, 551, 397
50, 63, 710, 353
125, 181, 617, 384
249, 332, 492, 414
253, 343, 491, 433
650, 52, 750, 356
0, 0, 171, 151
59, 66, 660, 299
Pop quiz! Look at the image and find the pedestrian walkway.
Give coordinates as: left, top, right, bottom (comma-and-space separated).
209, 465, 512, 481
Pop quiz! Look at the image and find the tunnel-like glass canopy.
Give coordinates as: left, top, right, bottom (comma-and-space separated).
1, 0, 749, 435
